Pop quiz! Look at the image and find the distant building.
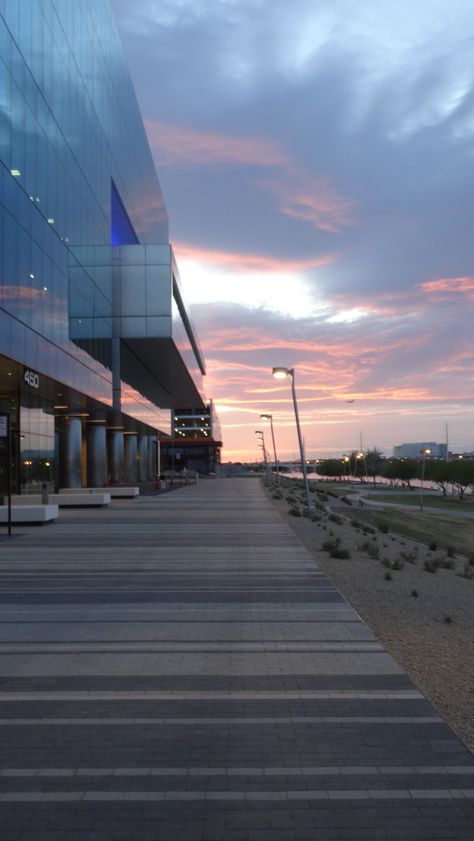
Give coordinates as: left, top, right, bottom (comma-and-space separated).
161, 401, 222, 475
393, 442, 447, 459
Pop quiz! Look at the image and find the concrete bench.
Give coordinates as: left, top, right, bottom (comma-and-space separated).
59, 487, 139, 498
0, 504, 59, 523
12, 493, 111, 507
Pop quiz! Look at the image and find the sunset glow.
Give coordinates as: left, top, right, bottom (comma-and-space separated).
114, 0, 474, 460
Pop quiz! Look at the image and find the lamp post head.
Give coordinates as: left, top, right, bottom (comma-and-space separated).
272, 367, 292, 380
260, 413, 272, 420
421, 448, 431, 455
255, 430, 263, 436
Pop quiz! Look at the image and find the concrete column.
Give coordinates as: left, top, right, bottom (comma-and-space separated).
124, 433, 138, 484
148, 435, 156, 480
87, 423, 107, 487
138, 434, 149, 482
108, 430, 124, 485
58, 416, 83, 488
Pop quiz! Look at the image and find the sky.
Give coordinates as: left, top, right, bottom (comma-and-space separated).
112, 0, 474, 461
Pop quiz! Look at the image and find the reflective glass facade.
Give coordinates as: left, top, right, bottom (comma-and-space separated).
0, 0, 206, 491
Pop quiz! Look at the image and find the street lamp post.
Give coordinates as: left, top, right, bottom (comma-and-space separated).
255, 430, 269, 478
260, 414, 280, 490
272, 367, 315, 515
419, 448, 431, 512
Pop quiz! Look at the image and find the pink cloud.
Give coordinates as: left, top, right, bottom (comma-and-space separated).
145, 120, 354, 233
420, 276, 474, 299
259, 176, 354, 233
144, 119, 290, 167
174, 242, 336, 273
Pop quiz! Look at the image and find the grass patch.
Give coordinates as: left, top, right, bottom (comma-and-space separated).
367, 493, 474, 513
337, 507, 474, 558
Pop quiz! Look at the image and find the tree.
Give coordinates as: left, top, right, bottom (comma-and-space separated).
364, 448, 385, 487
424, 460, 451, 496
383, 459, 418, 489
318, 459, 345, 480
450, 459, 474, 500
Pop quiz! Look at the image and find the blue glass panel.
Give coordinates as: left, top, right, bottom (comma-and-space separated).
111, 180, 139, 245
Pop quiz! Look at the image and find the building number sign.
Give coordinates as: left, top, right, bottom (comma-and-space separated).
24, 369, 40, 389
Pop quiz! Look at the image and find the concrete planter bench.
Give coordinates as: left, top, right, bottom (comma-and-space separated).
12, 493, 111, 507
0, 504, 59, 523
59, 487, 139, 498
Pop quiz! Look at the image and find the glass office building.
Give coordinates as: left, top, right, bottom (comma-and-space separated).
0, 0, 206, 493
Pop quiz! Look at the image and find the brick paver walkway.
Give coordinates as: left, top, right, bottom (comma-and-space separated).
0, 478, 473, 840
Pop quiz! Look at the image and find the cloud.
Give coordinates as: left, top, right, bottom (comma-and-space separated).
144, 119, 290, 167
146, 120, 354, 233
174, 242, 336, 273
112, 0, 474, 457
259, 175, 354, 233
421, 276, 474, 300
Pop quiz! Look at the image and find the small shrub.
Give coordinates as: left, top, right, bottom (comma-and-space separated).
328, 513, 343, 525
384, 571, 392, 581
341, 496, 352, 506
424, 558, 438, 574
362, 526, 376, 535
350, 519, 359, 528
429, 541, 438, 551
359, 540, 379, 560
319, 493, 329, 502
458, 564, 474, 580
311, 514, 322, 523
321, 537, 340, 551
272, 492, 283, 500
444, 614, 454, 625
382, 558, 404, 571
329, 546, 351, 560
411, 589, 418, 598
288, 506, 302, 517
400, 550, 417, 564
440, 558, 455, 570
380, 524, 388, 534
287, 495, 296, 504
447, 546, 455, 558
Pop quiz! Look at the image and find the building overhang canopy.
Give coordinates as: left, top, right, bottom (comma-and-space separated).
69, 244, 206, 409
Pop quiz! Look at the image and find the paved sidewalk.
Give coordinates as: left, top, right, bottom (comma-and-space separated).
0, 478, 473, 840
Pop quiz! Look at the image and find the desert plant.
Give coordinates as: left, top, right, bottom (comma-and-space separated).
288, 506, 302, 517
359, 540, 379, 559
447, 545, 455, 558
329, 545, 351, 559
440, 558, 455, 570
382, 558, 404, 571
424, 558, 439, 574
321, 537, 340, 551
384, 571, 392, 581
444, 614, 454, 625
328, 513, 343, 525
429, 541, 438, 551
400, 550, 417, 564
458, 564, 474, 580
411, 589, 418, 597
